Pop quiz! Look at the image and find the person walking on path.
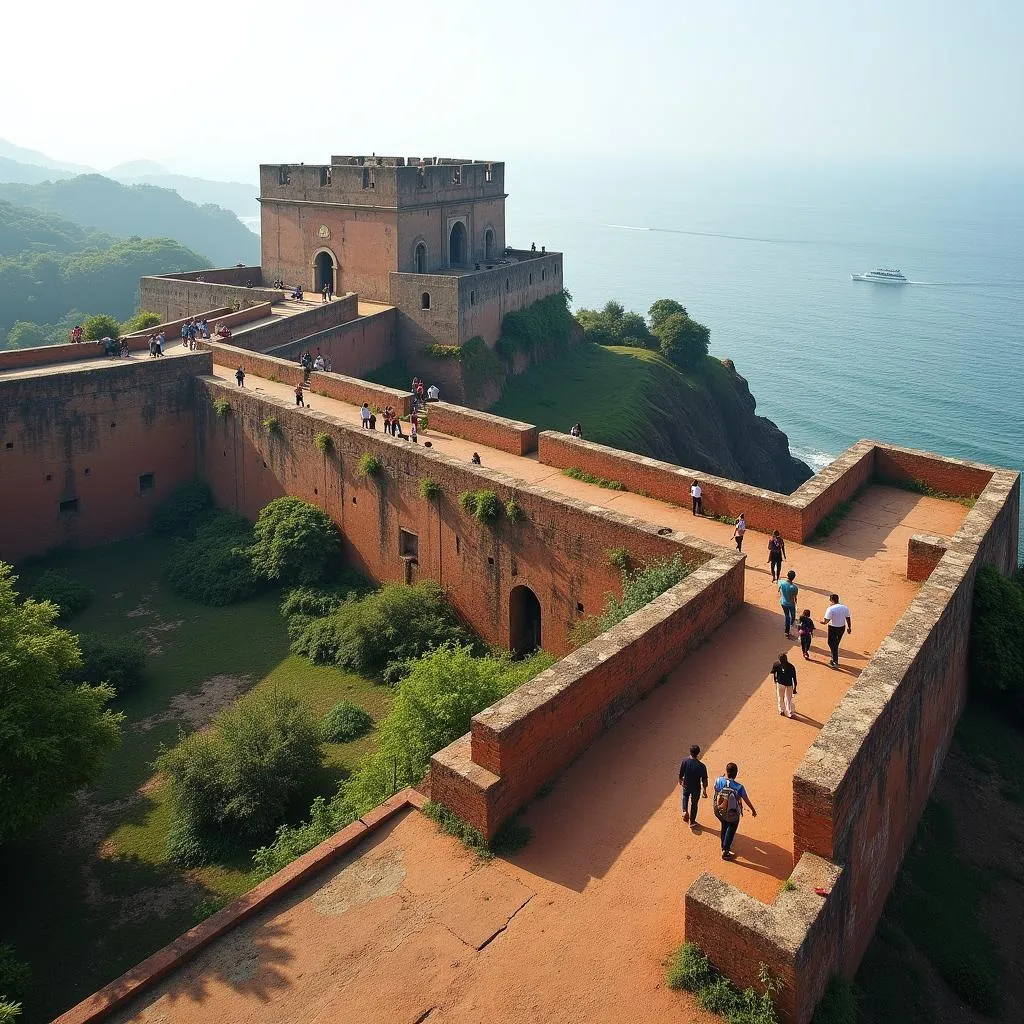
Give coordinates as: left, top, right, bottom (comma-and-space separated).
822, 594, 852, 668
678, 744, 709, 830
295, 384, 305, 407
771, 653, 798, 718
768, 530, 787, 582
797, 609, 815, 659
690, 480, 703, 516
778, 569, 799, 637
235, 367, 245, 388
733, 513, 746, 551
713, 763, 757, 860
360, 403, 371, 429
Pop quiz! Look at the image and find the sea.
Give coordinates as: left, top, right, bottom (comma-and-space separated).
507, 158, 1024, 518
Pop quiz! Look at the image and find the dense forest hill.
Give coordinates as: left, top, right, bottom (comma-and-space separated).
493, 344, 811, 493
0, 200, 112, 257
0, 230, 208, 346
107, 163, 259, 221
0, 175, 258, 267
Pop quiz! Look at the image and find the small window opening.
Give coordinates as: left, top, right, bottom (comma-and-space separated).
400, 529, 419, 559
487, 556, 495, 565
279, 165, 291, 185
577, 602, 585, 613
84, 467, 91, 476
139, 472, 155, 493
110, 421, 116, 428
45, 473, 52, 481
362, 168, 375, 189
262, 460, 268, 469
421, 292, 431, 310
470, 290, 475, 306
452, 167, 462, 185
352, 496, 357, 505
485, 163, 493, 182
542, 269, 546, 281
59, 498, 79, 515
455, 536, 461, 554
320, 166, 332, 186
529, 273, 533, 285
417, 165, 426, 187
4, 441, 12, 450
314, 487, 318, 495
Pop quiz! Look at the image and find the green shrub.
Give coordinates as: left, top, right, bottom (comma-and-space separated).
419, 478, 441, 500
163, 511, 258, 606
279, 575, 370, 620
498, 290, 576, 359
249, 497, 341, 586
459, 489, 501, 526
811, 976, 856, 1024
424, 800, 491, 857
571, 555, 695, 646
262, 416, 282, 436
158, 685, 323, 861
0, 1002, 21, 1024
0, 944, 29, 1004
82, 313, 120, 341
29, 570, 93, 619
151, 480, 214, 537
655, 310, 711, 372
291, 580, 475, 676
321, 700, 374, 743
504, 498, 525, 523
970, 564, 1024, 714
423, 343, 461, 359
120, 310, 162, 334
606, 547, 631, 572
665, 943, 780, 1024
358, 452, 382, 478
213, 397, 231, 418
563, 466, 625, 490
314, 432, 333, 454
665, 942, 714, 992
69, 633, 146, 694
254, 646, 553, 876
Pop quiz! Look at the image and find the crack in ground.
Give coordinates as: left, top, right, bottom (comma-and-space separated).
476, 892, 535, 951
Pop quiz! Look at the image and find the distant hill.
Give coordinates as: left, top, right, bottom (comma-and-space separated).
0, 156, 75, 185
108, 171, 259, 221
0, 175, 259, 266
0, 139, 92, 174
0, 200, 112, 257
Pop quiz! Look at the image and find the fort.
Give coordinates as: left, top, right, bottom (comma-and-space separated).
0, 154, 1018, 1024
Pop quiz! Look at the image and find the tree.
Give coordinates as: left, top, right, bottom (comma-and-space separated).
0, 564, 122, 842
575, 299, 654, 348
120, 310, 162, 334
249, 497, 341, 586
648, 298, 687, 332
82, 313, 120, 340
4, 321, 48, 350
619, 311, 656, 349
655, 311, 710, 371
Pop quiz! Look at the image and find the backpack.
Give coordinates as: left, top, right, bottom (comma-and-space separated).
715, 780, 741, 823
768, 536, 781, 554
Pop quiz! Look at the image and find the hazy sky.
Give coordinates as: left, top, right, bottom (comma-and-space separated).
4, 0, 1021, 181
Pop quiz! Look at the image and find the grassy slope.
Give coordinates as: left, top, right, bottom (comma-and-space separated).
490, 343, 704, 452
853, 702, 1024, 1023
4, 538, 392, 1022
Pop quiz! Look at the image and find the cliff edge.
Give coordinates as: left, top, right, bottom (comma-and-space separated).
490, 344, 812, 494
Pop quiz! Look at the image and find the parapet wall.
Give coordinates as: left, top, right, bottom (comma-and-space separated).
426, 402, 538, 456
228, 293, 360, 353
308, 370, 412, 416
265, 305, 397, 377
433, 548, 744, 839
684, 462, 1020, 1023
0, 354, 212, 563
139, 275, 281, 321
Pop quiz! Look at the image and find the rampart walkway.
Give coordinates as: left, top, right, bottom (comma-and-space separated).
33, 350, 972, 1024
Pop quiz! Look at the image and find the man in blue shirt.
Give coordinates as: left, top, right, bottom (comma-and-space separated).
713, 762, 758, 860
778, 569, 799, 638
678, 744, 709, 830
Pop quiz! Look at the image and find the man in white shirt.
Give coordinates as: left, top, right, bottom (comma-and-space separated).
427, 384, 440, 401
821, 594, 852, 668
690, 480, 703, 516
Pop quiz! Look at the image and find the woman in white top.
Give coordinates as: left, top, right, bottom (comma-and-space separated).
733, 514, 746, 551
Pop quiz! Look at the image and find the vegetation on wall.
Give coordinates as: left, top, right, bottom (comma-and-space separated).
419, 477, 441, 500
970, 564, 1024, 719
460, 335, 505, 406
357, 452, 382, 478
495, 289, 576, 362
665, 942, 781, 1024
459, 489, 502, 525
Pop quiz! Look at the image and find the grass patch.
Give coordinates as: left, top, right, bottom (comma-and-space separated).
357, 453, 382, 478
780, 877, 796, 893
891, 477, 977, 508
562, 466, 625, 490
423, 801, 492, 859
811, 486, 866, 539
419, 478, 441, 500
708, 512, 738, 525
665, 942, 781, 1023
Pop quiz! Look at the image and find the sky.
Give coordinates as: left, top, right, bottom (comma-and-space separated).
3, 0, 1022, 182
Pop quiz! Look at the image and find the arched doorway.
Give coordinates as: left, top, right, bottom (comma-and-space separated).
509, 585, 542, 656
314, 250, 336, 292
449, 221, 467, 266
415, 242, 426, 273
484, 228, 495, 261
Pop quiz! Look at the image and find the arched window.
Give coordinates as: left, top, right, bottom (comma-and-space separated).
421, 292, 431, 310
449, 221, 467, 265
484, 228, 495, 261
415, 243, 426, 274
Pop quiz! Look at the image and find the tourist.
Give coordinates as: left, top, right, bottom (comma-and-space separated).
321, 284, 329, 303
733, 513, 746, 551
369, 411, 377, 430
295, 384, 304, 407
690, 480, 703, 516
156, 332, 164, 356
821, 594, 852, 668
327, 283, 334, 301
325, 357, 333, 372
427, 383, 440, 402
471, 452, 482, 465
314, 354, 325, 371
360, 403, 371, 429
778, 569, 799, 637
768, 530, 786, 582
181, 322, 190, 348
148, 336, 157, 358
772, 652, 798, 718
235, 367, 245, 387
410, 417, 418, 443
570, 423, 583, 439
678, 743, 708, 830
797, 609, 815, 660
713, 762, 757, 860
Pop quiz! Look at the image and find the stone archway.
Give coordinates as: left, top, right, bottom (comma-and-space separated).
509, 585, 542, 656
449, 221, 467, 266
484, 228, 495, 261
313, 249, 336, 292
415, 242, 427, 274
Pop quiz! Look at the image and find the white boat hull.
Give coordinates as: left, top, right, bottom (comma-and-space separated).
851, 273, 907, 284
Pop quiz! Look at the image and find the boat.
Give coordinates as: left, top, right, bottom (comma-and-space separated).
851, 268, 908, 284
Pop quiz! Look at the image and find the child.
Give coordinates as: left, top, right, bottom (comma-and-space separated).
797, 609, 815, 660
733, 514, 746, 551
